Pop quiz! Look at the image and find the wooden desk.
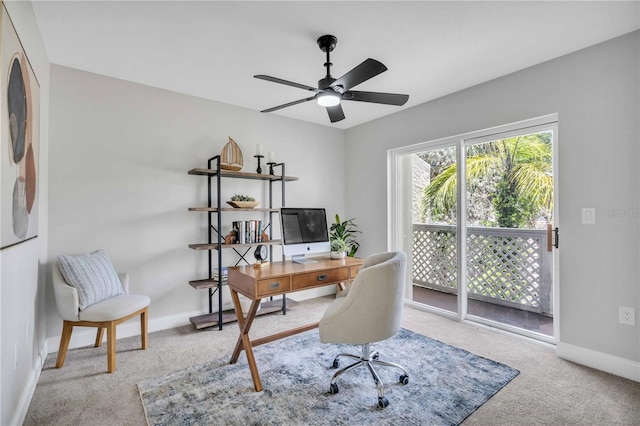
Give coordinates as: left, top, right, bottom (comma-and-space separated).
228, 256, 364, 391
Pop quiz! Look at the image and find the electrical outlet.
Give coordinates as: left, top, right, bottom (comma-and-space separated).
582, 208, 596, 224
619, 306, 636, 326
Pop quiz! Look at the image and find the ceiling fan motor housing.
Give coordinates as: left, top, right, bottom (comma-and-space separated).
318, 77, 337, 90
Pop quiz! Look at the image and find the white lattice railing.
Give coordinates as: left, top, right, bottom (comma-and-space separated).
412, 224, 553, 315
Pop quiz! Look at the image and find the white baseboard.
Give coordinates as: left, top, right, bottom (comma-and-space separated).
556, 342, 640, 382
45, 310, 202, 354
12, 342, 48, 426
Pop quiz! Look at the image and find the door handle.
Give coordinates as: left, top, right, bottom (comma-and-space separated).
547, 224, 559, 251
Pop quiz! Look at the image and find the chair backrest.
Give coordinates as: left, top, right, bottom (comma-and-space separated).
320, 251, 407, 345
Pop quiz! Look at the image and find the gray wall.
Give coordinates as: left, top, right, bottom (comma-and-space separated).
46, 65, 346, 340
0, 2, 50, 425
345, 31, 640, 365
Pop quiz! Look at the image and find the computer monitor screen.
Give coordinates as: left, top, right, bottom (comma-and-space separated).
280, 208, 331, 264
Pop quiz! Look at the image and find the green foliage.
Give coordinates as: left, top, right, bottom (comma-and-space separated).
493, 177, 535, 227
231, 194, 255, 201
330, 238, 348, 253
421, 133, 553, 228
329, 214, 360, 257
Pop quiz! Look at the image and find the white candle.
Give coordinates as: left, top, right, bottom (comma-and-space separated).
256, 144, 264, 156
267, 151, 275, 163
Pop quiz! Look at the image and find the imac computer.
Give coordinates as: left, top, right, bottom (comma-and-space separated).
280, 208, 331, 264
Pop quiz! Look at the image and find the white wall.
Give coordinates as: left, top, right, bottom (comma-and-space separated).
345, 32, 640, 373
0, 2, 50, 425
46, 65, 345, 340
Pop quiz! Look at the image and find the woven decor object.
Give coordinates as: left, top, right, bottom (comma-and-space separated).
220, 137, 243, 171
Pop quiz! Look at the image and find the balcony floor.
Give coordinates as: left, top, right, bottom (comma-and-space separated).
412, 285, 554, 337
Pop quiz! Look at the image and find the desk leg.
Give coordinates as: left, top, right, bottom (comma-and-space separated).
229, 289, 263, 392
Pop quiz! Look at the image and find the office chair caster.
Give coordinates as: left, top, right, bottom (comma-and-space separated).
329, 383, 339, 394
399, 374, 409, 385
377, 396, 389, 408
332, 359, 340, 368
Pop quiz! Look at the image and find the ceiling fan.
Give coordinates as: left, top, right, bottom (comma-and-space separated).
254, 35, 409, 123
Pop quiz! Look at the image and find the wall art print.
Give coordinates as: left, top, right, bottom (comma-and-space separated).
0, 5, 40, 250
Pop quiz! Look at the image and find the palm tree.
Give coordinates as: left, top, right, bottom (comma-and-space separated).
421, 133, 553, 228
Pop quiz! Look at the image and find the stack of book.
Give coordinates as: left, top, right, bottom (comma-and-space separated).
213, 266, 228, 282
232, 220, 265, 244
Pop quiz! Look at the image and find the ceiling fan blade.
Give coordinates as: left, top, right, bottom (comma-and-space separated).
331, 59, 387, 91
344, 90, 409, 106
254, 75, 319, 92
261, 96, 316, 113
326, 104, 346, 123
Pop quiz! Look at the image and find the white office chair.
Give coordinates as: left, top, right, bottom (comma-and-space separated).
319, 251, 408, 408
52, 259, 150, 373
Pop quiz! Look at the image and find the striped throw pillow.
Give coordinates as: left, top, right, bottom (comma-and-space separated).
58, 250, 124, 310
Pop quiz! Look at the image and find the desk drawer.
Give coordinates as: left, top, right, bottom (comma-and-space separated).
292, 267, 349, 290
257, 276, 291, 297
349, 265, 362, 279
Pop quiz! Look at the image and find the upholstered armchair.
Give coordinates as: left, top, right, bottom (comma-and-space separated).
319, 251, 408, 408
52, 250, 150, 373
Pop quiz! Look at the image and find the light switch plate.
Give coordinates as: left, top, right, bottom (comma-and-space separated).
582, 208, 596, 224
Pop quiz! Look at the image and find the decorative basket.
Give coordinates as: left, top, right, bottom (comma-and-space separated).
227, 201, 259, 209
220, 137, 243, 171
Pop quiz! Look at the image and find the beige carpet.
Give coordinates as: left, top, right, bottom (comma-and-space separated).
25, 297, 640, 425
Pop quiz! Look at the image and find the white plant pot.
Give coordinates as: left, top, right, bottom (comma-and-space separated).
330, 251, 346, 259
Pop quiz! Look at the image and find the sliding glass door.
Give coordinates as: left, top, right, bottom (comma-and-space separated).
414, 145, 460, 315
463, 130, 555, 337
390, 115, 558, 342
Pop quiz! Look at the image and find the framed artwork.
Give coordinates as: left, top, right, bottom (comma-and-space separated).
0, 4, 40, 250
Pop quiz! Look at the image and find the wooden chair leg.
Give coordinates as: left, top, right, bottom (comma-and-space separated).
106, 321, 117, 373
56, 321, 74, 368
95, 327, 105, 347
140, 307, 148, 350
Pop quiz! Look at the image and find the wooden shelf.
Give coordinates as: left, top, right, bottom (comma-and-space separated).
189, 240, 281, 250
188, 207, 279, 212
189, 298, 299, 329
188, 278, 227, 290
188, 168, 298, 182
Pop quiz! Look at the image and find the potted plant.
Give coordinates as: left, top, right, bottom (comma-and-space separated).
330, 214, 360, 257
330, 237, 349, 259
227, 194, 258, 209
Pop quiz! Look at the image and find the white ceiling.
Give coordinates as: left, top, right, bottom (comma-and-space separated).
31, 1, 640, 129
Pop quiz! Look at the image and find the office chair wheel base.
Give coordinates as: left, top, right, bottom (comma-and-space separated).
332, 359, 340, 368
329, 383, 339, 394
377, 396, 389, 408
399, 374, 409, 385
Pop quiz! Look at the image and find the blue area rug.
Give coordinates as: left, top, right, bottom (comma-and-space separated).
138, 328, 519, 425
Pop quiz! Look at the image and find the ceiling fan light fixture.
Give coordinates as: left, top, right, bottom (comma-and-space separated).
317, 91, 341, 107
